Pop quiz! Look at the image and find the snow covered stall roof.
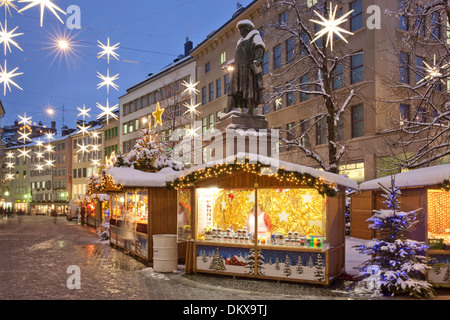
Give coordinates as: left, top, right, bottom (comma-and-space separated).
105, 154, 359, 191
165, 154, 359, 191
359, 164, 450, 191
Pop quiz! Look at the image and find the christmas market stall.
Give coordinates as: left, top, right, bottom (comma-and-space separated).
90, 167, 182, 264
166, 154, 358, 285
352, 164, 450, 287
74, 193, 109, 227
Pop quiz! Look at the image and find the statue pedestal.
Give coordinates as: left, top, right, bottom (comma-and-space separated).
216, 111, 269, 131
204, 111, 278, 162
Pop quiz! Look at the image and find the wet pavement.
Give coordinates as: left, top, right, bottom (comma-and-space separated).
0, 215, 449, 302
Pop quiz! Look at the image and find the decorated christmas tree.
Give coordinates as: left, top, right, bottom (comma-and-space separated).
209, 248, 226, 272
352, 176, 435, 298
244, 248, 256, 275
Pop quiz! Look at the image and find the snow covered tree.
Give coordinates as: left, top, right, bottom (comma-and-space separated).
275, 257, 280, 270
283, 255, 292, 277
113, 128, 183, 172
296, 256, 304, 274
314, 254, 325, 282
380, 1, 450, 170
245, 248, 256, 275
261, 0, 369, 174
353, 176, 435, 298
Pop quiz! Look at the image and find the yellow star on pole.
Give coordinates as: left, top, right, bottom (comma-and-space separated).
310, 2, 354, 51
18, 0, 67, 27
152, 102, 164, 127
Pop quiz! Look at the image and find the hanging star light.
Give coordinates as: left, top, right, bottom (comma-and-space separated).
310, 2, 354, 51
18, 148, 31, 159
97, 37, 120, 64
18, 112, 32, 126
97, 68, 119, 93
18, 0, 66, 27
77, 105, 91, 118
0, 0, 19, 16
44, 158, 55, 168
5, 173, 14, 181
152, 102, 165, 127
77, 122, 91, 135
183, 101, 201, 117
96, 99, 118, 124
0, 20, 23, 55
417, 54, 449, 85
182, 78, 200, 96
0, 60, 22, 95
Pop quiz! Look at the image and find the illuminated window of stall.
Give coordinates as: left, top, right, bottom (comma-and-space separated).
126, 192, 137, 220
427, 189, 450, 245
178, 189, 192, 242
257, 189, 327, 245
196, 188, 255, 242
136, 190, 148, 224
111, 194, 125, 220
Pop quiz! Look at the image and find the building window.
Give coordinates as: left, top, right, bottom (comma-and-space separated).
350, 0, 363, 32
202, 87, 207, 105
399, 104, 410, 125
416, 56, 424, 84
416, 107, 427, 123
336, 116, 344, 141
286, 37, 295, 64
123, 123, 128, 135
209, 114, 214, 130
300, 119, 311, 148
351, 104, 364, 138
398, 0, 409, 31
333, 62, 344, 90
431, 12, 441, 39
286, 91, 296, 107
279, 11, 288, 24
399, 52, 410, 84
205, 62, 210, 73
300, 74, 310, 102
274, 44, 282, 70
220, 52, 226, 65
300, 32, 309, 56
263, 51, 270, 75
202, 117, 207, 134
351, 51, 364, 84
315, 116, 327, 146
216, 78, 222, 99
415, 6, 425, 36
208, 82, 214, 102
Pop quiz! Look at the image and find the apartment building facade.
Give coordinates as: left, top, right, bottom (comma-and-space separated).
119, 41, 196, 155
189, 0, 449, 182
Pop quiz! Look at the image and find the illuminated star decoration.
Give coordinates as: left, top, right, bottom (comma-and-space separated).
183, 102, 201, 117
96, 99, 119, 124
18, 0, 67, 27
0, 20, 23, 55
0, 0, 19, 16
310, 2, 354, 51
97, 69, 119, 94
5, 150, 15, 180
417, 54, 449, 85
182, 79, 200, 96
301, 192, 314, 204
0, 60, 22, 95
278, 211, 290, 222
152, 102, 165, 127
77, 105, 91, 118
97, 37, 120, 64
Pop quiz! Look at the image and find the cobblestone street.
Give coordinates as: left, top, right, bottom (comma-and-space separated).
0, 215, 448, 302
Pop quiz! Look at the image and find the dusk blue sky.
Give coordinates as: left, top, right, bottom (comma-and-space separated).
2, 0, 253, 129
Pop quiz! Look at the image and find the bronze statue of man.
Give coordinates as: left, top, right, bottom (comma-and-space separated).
226, 20, 265, 117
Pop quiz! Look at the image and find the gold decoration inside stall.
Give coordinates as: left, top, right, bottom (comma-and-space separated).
258, 189, 326, 236
212, 189, 255, 232
428, 189, 450, 245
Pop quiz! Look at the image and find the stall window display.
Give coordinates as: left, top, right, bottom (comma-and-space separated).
427, 190, 450, 248
177, 189, 192, 242
195, 188, 327, 248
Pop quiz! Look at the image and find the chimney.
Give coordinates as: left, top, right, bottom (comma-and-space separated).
184, 37, 193, 57
51, 121, 56, 130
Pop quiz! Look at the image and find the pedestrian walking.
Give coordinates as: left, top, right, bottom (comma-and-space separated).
80, 207, 86, 226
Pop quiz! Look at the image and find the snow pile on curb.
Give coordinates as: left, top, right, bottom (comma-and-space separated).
139, 267, 170, 281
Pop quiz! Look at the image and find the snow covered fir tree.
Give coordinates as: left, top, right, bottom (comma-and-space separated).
113, 128, 183, 172
350, 177, 435, 298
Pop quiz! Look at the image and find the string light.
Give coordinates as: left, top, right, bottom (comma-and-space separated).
0, 20, 23, 55
97, 68, 119, 94
97, 37, 120, 64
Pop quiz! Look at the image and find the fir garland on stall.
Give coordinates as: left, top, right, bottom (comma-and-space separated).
439, 179, 450, 192
166, 158, 338, 197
